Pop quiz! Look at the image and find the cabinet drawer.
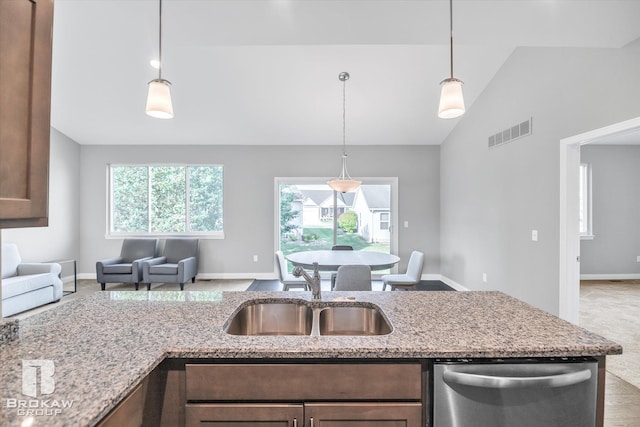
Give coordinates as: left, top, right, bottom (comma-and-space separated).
186, 363, 421, 401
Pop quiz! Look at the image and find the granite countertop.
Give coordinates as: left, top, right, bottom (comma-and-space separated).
0, 290, 622, 426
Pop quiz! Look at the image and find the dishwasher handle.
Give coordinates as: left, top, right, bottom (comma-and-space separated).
442, 368, 592, 389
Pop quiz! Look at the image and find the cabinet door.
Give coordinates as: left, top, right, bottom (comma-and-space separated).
0, 0, 54, 228
185, 403, 303, 427
304, 402, 422, 427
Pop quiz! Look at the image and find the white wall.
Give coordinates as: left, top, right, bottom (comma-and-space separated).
440, 43, 640, 315
2, 128, 81, 263
79, 145, 439, 279
580, 144, 640, 277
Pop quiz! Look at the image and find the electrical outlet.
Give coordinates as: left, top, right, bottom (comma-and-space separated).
404, 221, 409, 228
253, 255, 258, 262
482, 273, 487, 283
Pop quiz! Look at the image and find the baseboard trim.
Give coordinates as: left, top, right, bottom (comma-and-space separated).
438, 275, 470, 291
580, 274, 640, 280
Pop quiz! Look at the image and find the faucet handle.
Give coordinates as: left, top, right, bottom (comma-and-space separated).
312, 262, 320, 278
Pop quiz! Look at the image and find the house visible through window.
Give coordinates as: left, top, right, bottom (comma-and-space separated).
579, 163, 592, 238
379, 212, 389, 231
109, 165, 223, 236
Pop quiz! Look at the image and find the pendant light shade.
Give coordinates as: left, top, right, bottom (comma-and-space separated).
438, 0, 465, 119
438, 77, 465, 119
146, 79, 174, 119
146, 0, 173, 119
327, 72, 361, 193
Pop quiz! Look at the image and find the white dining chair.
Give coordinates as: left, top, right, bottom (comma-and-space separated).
334, 265, 372, 291
381, 250, 424, 291
275, 251, 309, 291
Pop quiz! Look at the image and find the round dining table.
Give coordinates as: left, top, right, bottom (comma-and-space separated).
286, 250, 400, 271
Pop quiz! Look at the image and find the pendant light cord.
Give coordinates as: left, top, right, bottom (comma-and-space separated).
449, 0, 454, 79
158, 0, 163, 79
342, 75, 346, 156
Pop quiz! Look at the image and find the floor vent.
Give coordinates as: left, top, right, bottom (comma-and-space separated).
488, 118, 532, 149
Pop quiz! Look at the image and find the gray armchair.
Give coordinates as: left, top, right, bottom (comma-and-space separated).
96, 238, 159, 290
142, 238, 199, 290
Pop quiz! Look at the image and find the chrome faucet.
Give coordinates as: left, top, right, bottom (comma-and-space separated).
292, 262, 322, 300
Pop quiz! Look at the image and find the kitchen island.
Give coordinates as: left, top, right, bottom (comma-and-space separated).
0, 290, 622, 426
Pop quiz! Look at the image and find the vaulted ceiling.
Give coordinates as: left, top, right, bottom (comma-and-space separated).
50, 0, 640, 146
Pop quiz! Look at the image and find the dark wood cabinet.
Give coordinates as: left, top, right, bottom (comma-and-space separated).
305, 402, 422, 426
185, 402, 421, 427
0, 0, 54, 229
184, 363, 423, 427
186, 403, 303, 427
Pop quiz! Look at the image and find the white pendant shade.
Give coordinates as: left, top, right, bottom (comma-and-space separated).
327, 178, 362, 193
438, 78, 465, 119
146, 79, 174, 119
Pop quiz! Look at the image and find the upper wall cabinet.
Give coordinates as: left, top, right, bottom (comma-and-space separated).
0, 0, 54, 229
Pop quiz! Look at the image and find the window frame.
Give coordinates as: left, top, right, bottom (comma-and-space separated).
274, 176, 399, 277
579, 162, 593, 239
107, 163, 224, 239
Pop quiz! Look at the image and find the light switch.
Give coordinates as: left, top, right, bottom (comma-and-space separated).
531, 230, 538, 241
403, 221, 409, 228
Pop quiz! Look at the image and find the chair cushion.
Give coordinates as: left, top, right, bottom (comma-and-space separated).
381, 274, 417, 285
2, 273, 54, 299
121, 238, 158, 262
163, 239, 198, 263
149, 264, 178, 275
102, 264, 133, 274
1, 243, 21, 279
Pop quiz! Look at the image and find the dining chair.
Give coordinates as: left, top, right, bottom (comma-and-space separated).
330, 245, 354, 289
381, 250, 424, 291
276, 251, 309, 291
334, 265, 372, 291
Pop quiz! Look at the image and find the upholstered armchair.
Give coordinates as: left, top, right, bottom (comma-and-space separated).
142, 238, 199, 290
96, 238, 159, 290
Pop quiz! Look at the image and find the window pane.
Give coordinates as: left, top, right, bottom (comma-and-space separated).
150, 166, 186, 233
189, 166, 223, 232
112, 166, 148, 232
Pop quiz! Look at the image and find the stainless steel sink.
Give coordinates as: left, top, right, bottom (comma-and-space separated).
225, 300, 313, 336
224, 299, 392, 336
319, 305, 392, 336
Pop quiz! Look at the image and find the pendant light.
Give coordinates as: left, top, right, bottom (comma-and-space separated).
146, 0, 174, 119
438, 0, 465, 119
327, 72, 361, 193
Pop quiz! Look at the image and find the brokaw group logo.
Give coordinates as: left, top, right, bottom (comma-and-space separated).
2, 360, 74, 417
22, 360, 55, 398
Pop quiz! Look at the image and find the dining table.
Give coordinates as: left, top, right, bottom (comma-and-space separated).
286, 250, 400, 271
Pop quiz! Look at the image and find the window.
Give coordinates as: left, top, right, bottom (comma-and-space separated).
579, 163, 592, 238
276, 177, 398, 276
379, 212, 389, 231
109, 165, 223, 237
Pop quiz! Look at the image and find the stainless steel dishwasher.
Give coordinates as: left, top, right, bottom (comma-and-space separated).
433, 358, 598, 427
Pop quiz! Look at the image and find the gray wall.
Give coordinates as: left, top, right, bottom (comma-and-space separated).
79, 145, 439, 279
580, 145, 640, 276
440, 43, 640, 315
2, 128, 81, 263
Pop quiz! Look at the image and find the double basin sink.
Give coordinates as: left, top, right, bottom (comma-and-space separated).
225, 299, 392, 337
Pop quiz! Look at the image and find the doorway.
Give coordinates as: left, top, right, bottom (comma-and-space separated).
559, 117, 640, 323
275, 177, 398, 278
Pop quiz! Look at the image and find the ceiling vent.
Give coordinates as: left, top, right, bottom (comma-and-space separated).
488, 118, 532, 149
